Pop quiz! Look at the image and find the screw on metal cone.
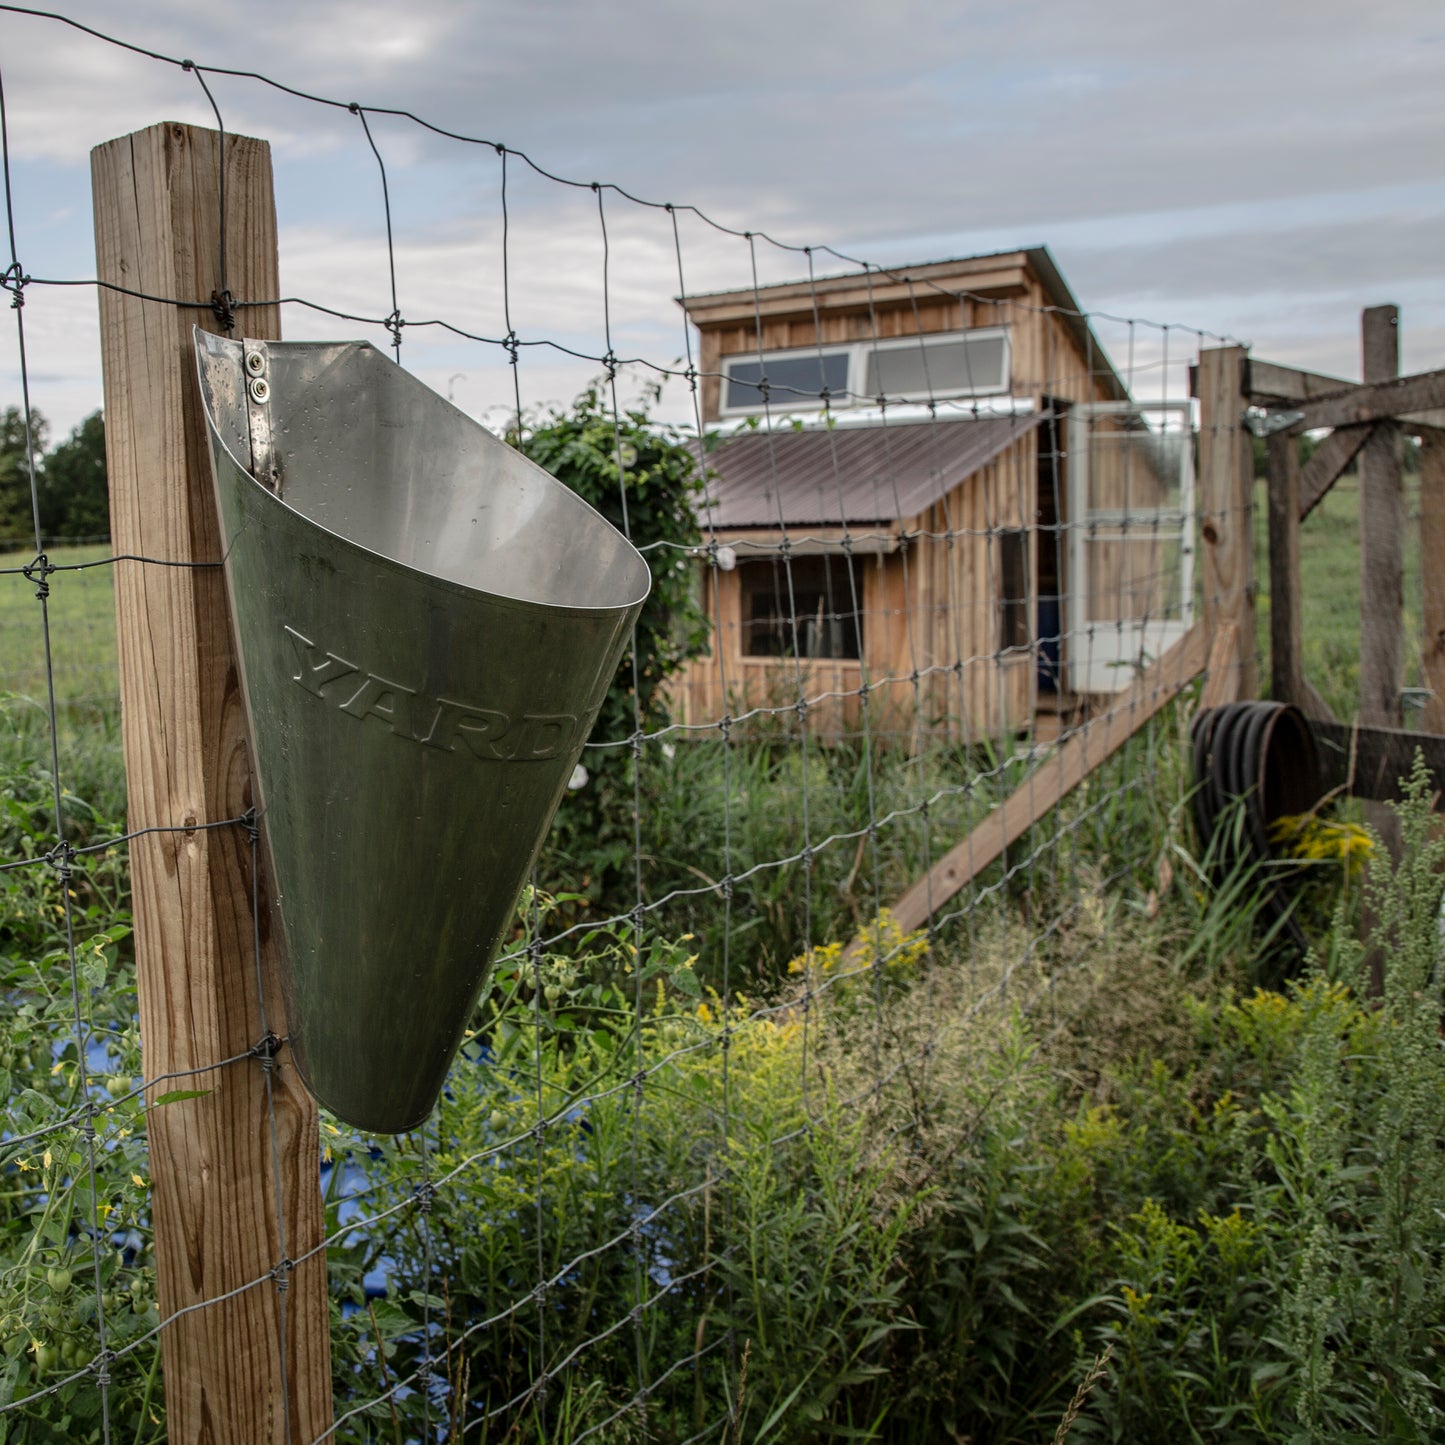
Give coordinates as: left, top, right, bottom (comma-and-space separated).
194, 329, 650, 1132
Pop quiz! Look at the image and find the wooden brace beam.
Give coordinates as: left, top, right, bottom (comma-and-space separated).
1299, 424, 1373, 521
880, 622, 1210, 938
1293, 366, 1445, 433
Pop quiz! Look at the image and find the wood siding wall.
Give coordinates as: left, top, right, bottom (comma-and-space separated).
692, 259, 1120, 423
675, 254, 1122, 742
668, 433, 1039, 745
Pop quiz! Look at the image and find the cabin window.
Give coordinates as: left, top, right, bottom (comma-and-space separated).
998, 530, 1030, 654
719, 328, 1010, 417
740, 556, 863, 660
864, 331, 1009, 404
724, 350, 851, 413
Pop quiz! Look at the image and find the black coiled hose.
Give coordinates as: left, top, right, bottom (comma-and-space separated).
1191, 701, 1322, 957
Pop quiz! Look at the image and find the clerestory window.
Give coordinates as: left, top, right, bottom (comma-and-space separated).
720, 328, 1010, 417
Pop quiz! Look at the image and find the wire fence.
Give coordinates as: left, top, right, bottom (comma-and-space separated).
0, 9, 1256, 1442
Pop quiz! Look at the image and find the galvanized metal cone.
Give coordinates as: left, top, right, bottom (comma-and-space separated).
195, 330, 650, 1132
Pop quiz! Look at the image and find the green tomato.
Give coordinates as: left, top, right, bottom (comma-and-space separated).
34, 1342, 57, 1373
45, 1266, 72, 1296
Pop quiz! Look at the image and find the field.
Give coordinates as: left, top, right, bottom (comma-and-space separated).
2, 492, 1444, 1441
0, 544, 119, 716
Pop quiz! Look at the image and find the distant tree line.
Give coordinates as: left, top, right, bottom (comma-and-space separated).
0, 407, 109, 547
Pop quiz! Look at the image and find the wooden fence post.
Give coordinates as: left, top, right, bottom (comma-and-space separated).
1197, 345, 1256, 700
1358, 306, 1404, 867
1266, 430, 1303, 709
1421, 428, 1445, 736
91, 123, 332, 1443
1359, 304, 1404, 731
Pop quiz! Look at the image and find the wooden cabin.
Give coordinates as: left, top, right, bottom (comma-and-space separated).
669, 248, 1195, 744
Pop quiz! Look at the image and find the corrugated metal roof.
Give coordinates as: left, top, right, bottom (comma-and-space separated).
695, 413, 1044, 529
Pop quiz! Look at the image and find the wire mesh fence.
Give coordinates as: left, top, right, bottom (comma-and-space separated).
0, 9, 1259, 1442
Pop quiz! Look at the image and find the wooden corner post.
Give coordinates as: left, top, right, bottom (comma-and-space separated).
91, 124, 332, 1442
1359, 304, 1404, 731
1196, 345, 1256, 700
1421, 426, 1445, 736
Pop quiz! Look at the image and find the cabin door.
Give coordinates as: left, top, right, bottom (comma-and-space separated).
1064, 401, 1194, 694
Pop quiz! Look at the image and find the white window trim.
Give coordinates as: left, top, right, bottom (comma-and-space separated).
718, 327, 1011, 418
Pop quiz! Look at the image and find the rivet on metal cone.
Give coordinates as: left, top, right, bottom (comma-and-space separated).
194, 328, 650, 1132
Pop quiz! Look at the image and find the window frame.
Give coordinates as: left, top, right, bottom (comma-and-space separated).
996, 527, 1032, 656
717, 327, 1011, 418
737, 554, 866, 662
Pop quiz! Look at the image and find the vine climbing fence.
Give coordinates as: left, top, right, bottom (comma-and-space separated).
0, 8, 1263, 1443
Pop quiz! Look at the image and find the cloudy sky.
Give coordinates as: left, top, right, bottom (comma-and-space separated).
1, 0, 1441, 439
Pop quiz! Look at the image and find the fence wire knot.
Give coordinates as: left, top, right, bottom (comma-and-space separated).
93, 1349, 115, 1389
270, 1257, 294, 1293
23, 554, 54, 601
43, 839, 75, 879
412, 1179, 437, 1216
250, 1032, 282, 1071
385, 310, 404, 349
504, 330, 519, 367
239, 807, 260, 844
210, 289, 236, 334
1, 260, 27, 308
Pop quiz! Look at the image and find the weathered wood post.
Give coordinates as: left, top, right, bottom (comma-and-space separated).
91, 123, 332, 1443
1266, 429, 1303, 709
1196, 345, 1256, 701
1357, 306, 1405, 864
1421, 427, 1445, 735
1359, 305, 1405, 732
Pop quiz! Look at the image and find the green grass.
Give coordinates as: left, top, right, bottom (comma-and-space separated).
1253, 469, 1423, 721
0, 543, 119, 712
